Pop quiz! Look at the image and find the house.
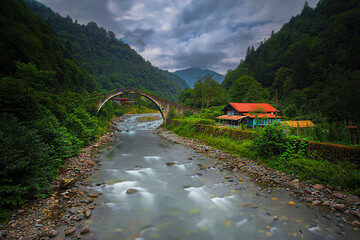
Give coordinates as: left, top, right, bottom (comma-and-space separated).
281, 120, 315, 128
113, 97, 135, 106
216, 103, 281, 129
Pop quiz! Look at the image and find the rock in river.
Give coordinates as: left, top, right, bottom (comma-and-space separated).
84, 210, 92, 218
126, 189, 138, 194
64, 227, 76, 236
80, 226, 90, 234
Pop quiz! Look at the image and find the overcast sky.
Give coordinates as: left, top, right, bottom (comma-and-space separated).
37, 0, 319, 74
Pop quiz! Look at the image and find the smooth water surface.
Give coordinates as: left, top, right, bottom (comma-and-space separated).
87, 114, 358, 240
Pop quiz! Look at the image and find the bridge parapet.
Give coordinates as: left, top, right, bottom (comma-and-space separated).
97, 89, 196, 123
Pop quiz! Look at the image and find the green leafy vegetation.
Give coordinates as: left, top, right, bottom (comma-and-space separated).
166, 118, 360, 195
178, 75, 228, 108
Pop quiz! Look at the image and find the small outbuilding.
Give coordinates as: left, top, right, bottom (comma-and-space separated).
281, 120, 315, 128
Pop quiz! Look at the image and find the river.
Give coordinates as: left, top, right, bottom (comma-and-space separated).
84, 114, 358, 240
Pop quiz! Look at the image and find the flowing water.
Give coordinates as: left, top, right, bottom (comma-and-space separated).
86, 114, 359, 240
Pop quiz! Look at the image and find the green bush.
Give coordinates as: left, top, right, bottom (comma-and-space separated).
279, 135, 307, 162
0, 114, 60, 210
254, 123, 287, 156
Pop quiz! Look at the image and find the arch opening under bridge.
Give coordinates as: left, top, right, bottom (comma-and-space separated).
97, 89, 195, 123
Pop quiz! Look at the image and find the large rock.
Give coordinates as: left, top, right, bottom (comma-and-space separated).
312, 184, 324, 190
59, 178, 77, 189
84, 210, 92, 218
334, 204, 346, 212
333, 192, 344, 199
80, 226, 90, 234
126, 189, 138, 194
64, 227, 76, 236
352, 220, 360, 227
49, 230, 59, 238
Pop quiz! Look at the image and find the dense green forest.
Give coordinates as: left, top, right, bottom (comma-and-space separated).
0, 0, 140, 221
25, 0, 188, 101
221, 0, 360, 124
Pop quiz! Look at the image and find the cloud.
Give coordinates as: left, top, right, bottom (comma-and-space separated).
123, 28, 154, 51
37, 0, 319, 74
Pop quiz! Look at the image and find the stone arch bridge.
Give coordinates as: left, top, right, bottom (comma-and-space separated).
97, 89, 196, 123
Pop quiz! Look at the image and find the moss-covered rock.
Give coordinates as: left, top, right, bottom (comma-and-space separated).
59, 177, 77, 189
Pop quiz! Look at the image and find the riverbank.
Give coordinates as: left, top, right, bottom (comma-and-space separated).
155, 127, 360, 228
0, 117, 123, 240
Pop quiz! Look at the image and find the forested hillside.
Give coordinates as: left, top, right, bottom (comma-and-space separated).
0, 0, 125, 220
0, 0, 97, 92
25, 0, 186, 101
222, 0, 360, 124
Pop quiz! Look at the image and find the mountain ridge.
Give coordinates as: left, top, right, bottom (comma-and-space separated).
174, 67, 224, 88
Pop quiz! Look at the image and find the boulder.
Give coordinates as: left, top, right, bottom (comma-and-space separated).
49, 230, 59, 238
59, 178, 77, 189
126, 189, 138, 194
334, 204, 346, 212
64, 227, 76, 236
351, 220, 360, 227
312, 184, 324, 190
84, 210, 92, 218
333, 192, 344, 199
80, 226, 90, 234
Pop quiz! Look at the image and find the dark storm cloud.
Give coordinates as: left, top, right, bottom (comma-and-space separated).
37, 0, 319, 74
123, 28, 154, 51
174, 50, 227, 70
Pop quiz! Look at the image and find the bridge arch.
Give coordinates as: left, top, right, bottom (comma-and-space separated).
97, 89, 165, 121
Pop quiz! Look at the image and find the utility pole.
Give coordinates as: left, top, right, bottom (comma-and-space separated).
275, 89, 278, 121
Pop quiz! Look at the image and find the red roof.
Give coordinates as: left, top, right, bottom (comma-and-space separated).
242, 113, 282, 119
228, 103, 278, 113
216, 115, 247, 120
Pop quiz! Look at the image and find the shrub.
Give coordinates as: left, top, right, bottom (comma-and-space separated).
0, 114, 60, 210
254, 123, 287, 156
168, 106, 178, 120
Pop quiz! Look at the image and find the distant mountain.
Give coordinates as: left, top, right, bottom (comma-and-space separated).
159, 69, 190, 90
174, 67, 224, 88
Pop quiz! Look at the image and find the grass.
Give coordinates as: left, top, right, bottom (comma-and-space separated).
125, 105, 160, 114
137, 115, 161, 122
166, 120, 360, 195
